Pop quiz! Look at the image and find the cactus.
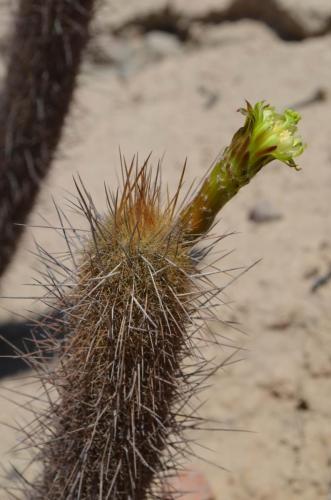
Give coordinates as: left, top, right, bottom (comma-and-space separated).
10, 103, 304, 499
0, 0, 96, 277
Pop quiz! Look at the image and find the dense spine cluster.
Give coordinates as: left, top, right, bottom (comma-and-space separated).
21, 159, 228, 499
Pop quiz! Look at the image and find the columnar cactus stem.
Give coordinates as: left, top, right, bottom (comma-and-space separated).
12, 103, 304, 500
0, 0, 96, 277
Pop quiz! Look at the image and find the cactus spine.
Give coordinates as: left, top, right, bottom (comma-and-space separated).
13, 103, 304, 499
0, 0, 96, 277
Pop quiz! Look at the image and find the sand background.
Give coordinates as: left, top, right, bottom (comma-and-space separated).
0, 1, 331, 498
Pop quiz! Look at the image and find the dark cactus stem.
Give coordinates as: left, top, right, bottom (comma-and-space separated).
0, 0, 96, 277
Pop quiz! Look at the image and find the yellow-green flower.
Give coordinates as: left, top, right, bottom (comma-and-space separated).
246, 101, 305, 168
179, 101, 305, 239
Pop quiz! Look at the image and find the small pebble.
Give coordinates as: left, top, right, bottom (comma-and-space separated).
144, 31, 181, 59
248, 200, 282, 223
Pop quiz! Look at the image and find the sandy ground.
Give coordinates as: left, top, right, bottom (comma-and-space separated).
0, 1, 331, 499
